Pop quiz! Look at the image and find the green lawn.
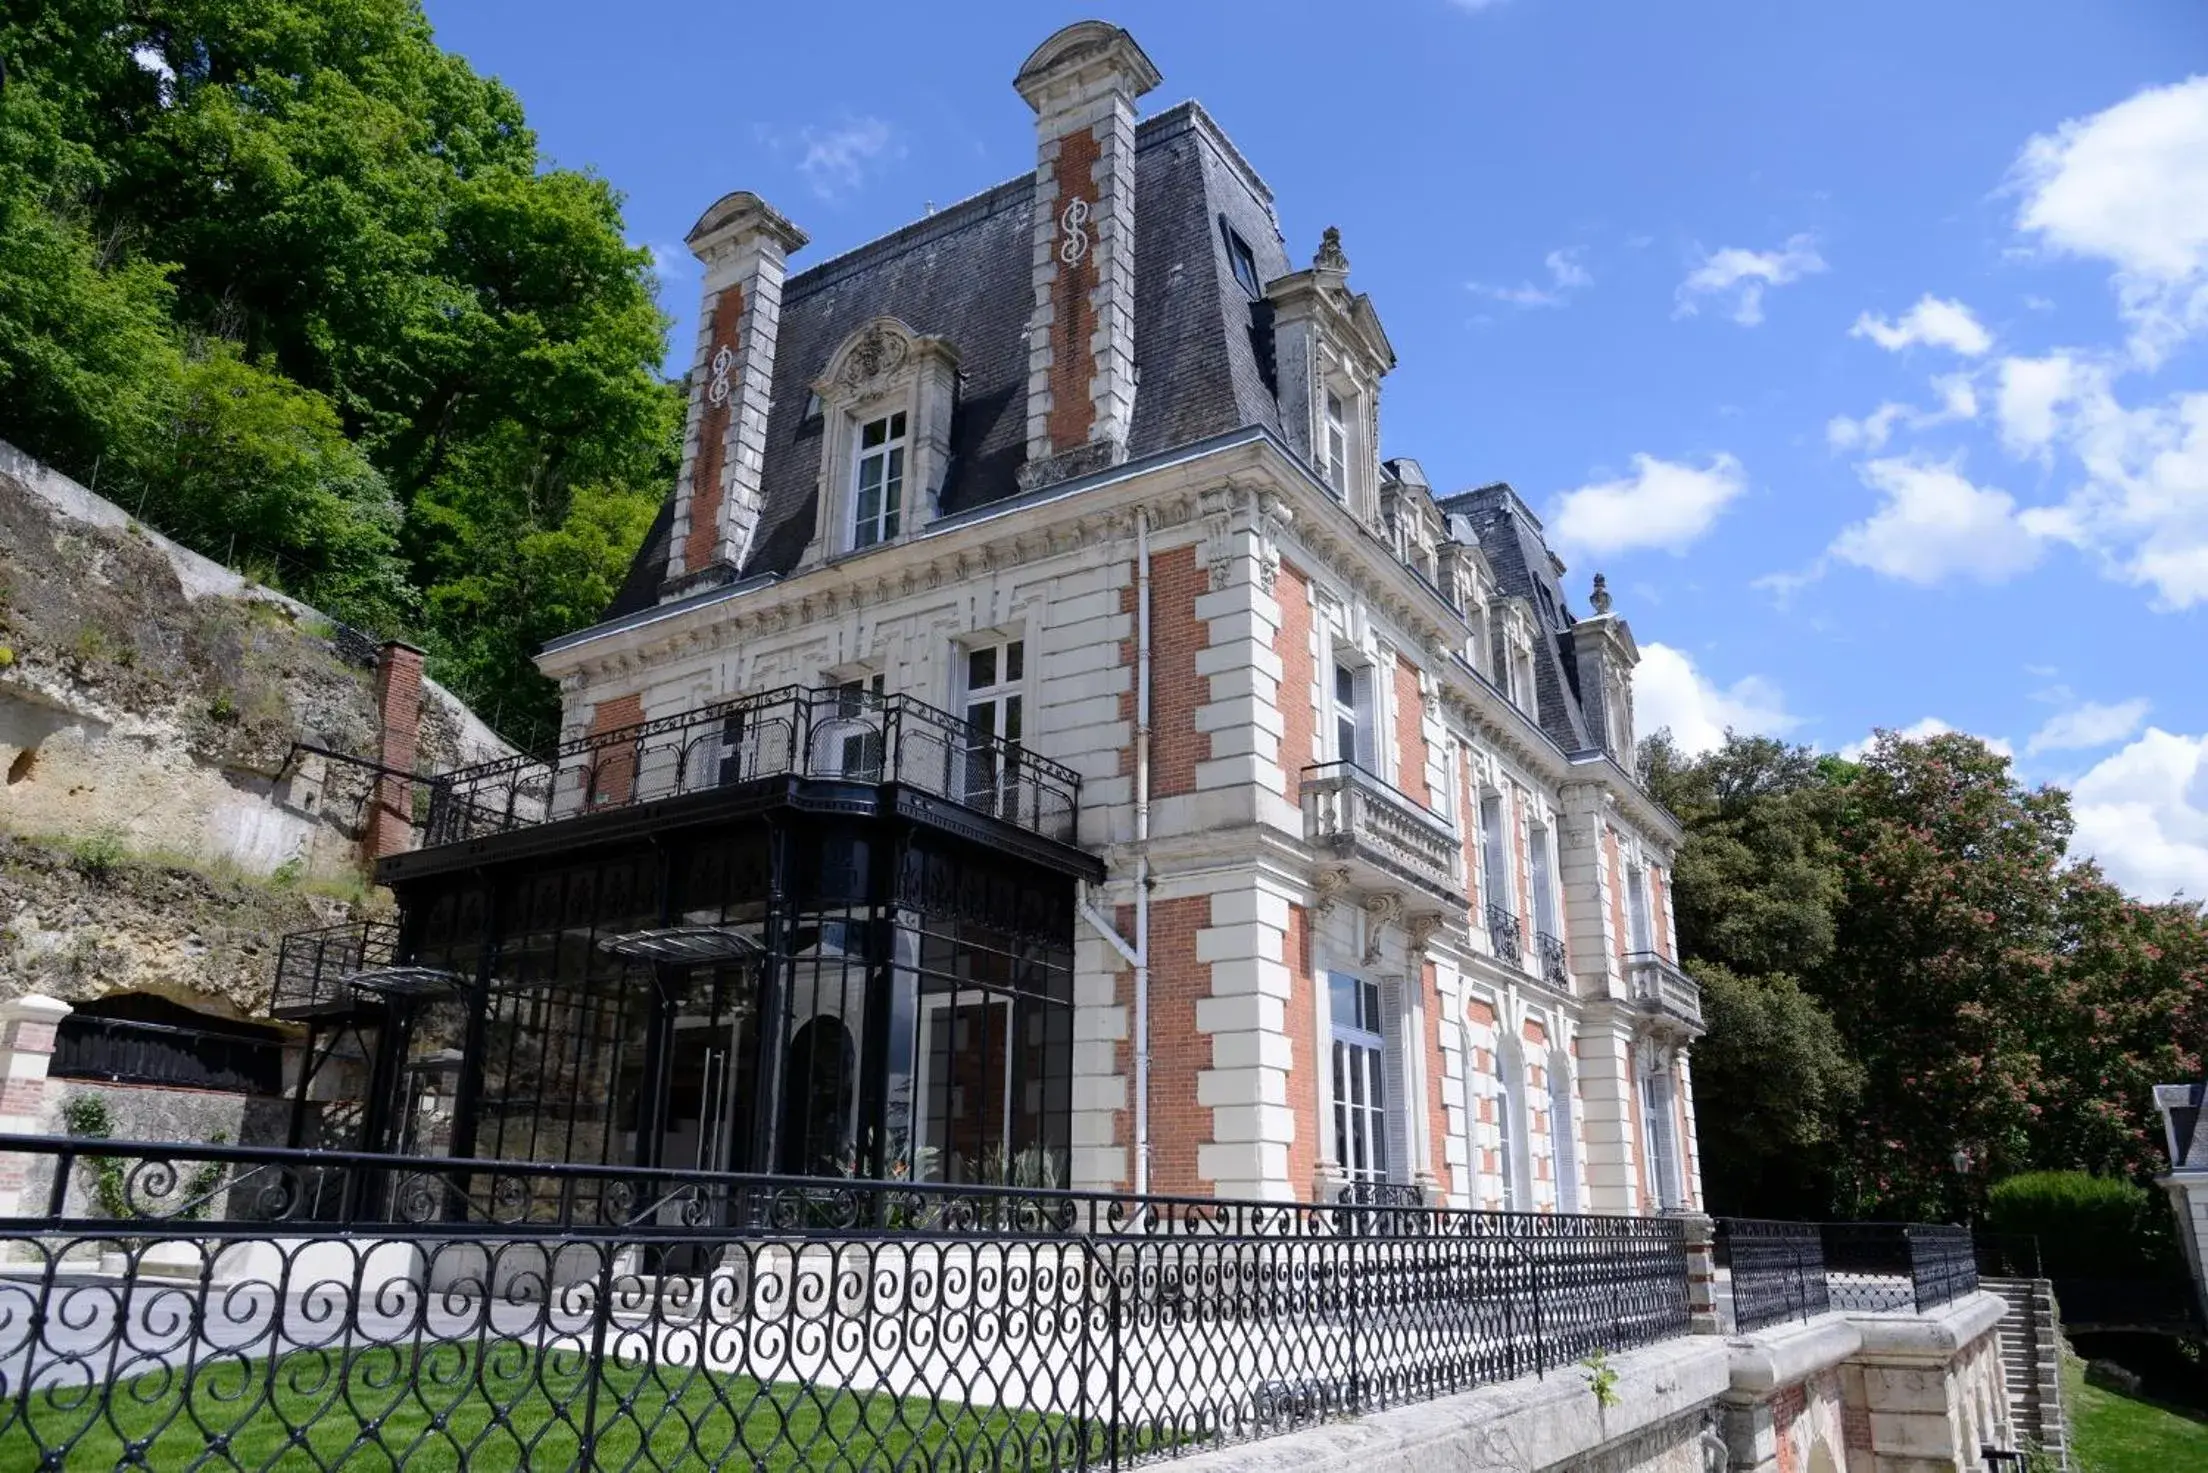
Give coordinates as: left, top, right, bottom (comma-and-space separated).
2064, 1352, 2208, 1473
0, 1344, 1076, 1471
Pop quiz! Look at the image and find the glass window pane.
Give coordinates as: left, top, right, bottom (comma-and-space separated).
1006, 641, 1024, 682
885, 446, 904, 488
889, 411, 906, 439
969, 648, 995, 690
1363, 983, 1380, 1031
1329, 975, 1359, 1030
1003, 696, 1021, 744
862, 417, 887, 449
859, 455, 883, 492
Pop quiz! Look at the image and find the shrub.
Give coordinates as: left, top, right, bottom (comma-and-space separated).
68, 828, 128, 881
1986, 1171, 2181, 1279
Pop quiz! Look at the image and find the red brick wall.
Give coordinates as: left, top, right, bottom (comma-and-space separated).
1393, 655, 1430, 806
1147, 545, 1205, 799
1422, 960, 1449, 1187
1274, 561, 1314, 801
1115, 895, 1213, 1196
365, 643, 425, 860
684, 284, 746, 574
1285, 904, 1319, 1196
586, 693, 645, 808
1046, 128, 1100, 453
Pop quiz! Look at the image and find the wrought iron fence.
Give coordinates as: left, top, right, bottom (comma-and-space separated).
50, 1016, 283, 1096
1821, 1223, 1979, 1314
0, 1134, 1689, 1471
415, 684, 1082, 853
1485, 904, 1522, 968
1716, 1218, 1829, 1332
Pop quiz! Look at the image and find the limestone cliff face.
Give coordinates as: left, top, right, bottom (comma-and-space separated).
0, 440, 511, 1021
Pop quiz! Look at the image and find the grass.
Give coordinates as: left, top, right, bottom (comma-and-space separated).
2064, 1351, 2208, 1473
0, 1344, 1075, 1471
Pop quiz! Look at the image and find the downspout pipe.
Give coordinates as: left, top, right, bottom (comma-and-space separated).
1075, 505, 1153, 1195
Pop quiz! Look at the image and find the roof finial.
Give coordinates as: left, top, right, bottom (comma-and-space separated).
1590, 572, 1613, 615
1314, 225, 1349, 274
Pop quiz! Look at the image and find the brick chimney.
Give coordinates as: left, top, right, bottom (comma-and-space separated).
364, 640, 424, 862
1014, 21, 1160, 489
665, 191, 808, 595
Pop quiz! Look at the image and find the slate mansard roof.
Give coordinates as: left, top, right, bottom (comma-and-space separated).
605, 101, 1618, 763
608, 102, 1291, 618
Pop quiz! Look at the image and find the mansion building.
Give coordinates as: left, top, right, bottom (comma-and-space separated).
294, 21, 1704, 1218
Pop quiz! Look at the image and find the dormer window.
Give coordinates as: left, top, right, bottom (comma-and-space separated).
804, 317, 960, 567
1222, 220, 1262, 300
852, 411, 907, 550
1323, 392, 1349, 498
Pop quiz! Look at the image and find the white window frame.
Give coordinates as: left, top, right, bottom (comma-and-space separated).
958, 637, 1026, 816
1641, 1047, 1685, 1210
850, 409, 908, 551
1626, 863, 1655, 955
1331, 658, 1375, 771
1548, 1049, 1580, 1213
1478, 791, 1512, 917
912, 990, 1017, 1184
1327, 972, 1392, 1183
1528, 819, 1559, 941
1323, 390, 1350, 499
1492, 1037, 1530, 1211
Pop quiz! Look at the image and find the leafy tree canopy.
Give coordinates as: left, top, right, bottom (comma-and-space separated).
0, 0, 679, 742
1645, 727, 2207, 1223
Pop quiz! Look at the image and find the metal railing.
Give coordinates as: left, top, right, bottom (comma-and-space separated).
50, 1017, 283, 1096
0, 1134, 1690, 1471
1299, 762, 1462, 903
1822, 1223, 1979, 1314
271, 920, 401, 1018
1716, 1218, 1830, 1331
1626, 952, 1704, 1032
414, 685, 1083, 853
1485, 903, 1522, 967
1534, 931, 1570, 989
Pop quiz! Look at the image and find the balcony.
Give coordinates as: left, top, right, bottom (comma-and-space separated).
1534, 930, 1571, 990
1627, 952, 1705, 1035
1300, 762, 1465, 908
1485, 904, 1522, 967
385, 685, 1089, 879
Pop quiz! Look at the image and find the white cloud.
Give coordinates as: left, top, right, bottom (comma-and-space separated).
1469, 248, 1590, 308
2026, 697, 2152, 755
1674, 234, 1826, 326
1632, 643, 1796, 757
758, 117, 902, 200
2070, 727, 2208, 899
1995, 353, 2097, 453
1850, 295, 1994, 356
1548, 452, 1747, 555
2011, 75, 2208, 363
1827, 374, 1980, 452
1838, 717, 2015, 762
1829, 456, 2047, 585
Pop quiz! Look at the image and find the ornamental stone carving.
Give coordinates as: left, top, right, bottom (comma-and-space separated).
835, 321, 911, 395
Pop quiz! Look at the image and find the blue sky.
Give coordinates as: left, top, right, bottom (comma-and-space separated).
423, 0, 2207, 900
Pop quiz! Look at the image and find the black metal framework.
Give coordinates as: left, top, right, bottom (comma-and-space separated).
0, 1133, 1690, 1471
50, 1016, 282, 1096
1485, 903, 1522, 967
1820, 1223, 1979, 1314
1534, 931, 1569, 989
412, 684, 1083, 854
1716, 1218, 1830, 1332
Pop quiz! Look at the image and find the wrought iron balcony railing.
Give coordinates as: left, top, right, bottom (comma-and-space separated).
413, 684, 1082, 854
1535, 930, 1570, 989
1626, 951, 1704, 1033
1299, 762, 1464, 906
1485, 903, 1522, 966
271, 921, 400, 1019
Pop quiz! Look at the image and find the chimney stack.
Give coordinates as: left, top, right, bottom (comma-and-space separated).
665, 191, 808, 595
1014, 22, 1161, 488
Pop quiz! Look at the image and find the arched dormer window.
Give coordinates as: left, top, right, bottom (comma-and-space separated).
803, 317, 960, 564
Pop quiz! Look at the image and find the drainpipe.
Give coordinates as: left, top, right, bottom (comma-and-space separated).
1075, 506, 1153, 1195
1133, 506, 1153, 1197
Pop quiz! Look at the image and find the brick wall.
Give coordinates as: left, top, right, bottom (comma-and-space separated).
1285, 903, 1318, 1194
364, 642, 425, 861
1275, 561, 1315, 801
1147, 545, 1205, 798
1393, 654, 1430, 806
1118, 895, 1213, 1196
586, 693, 645, 808
1046, 128, 1100, 453
684, 285, 746, 575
